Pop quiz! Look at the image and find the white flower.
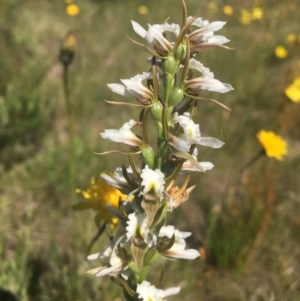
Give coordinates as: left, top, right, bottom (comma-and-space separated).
186, 17, 230, 52
86, 236, 127, 277
126, 212, 149, 242
185, 58, 233, 94
158, 225, 200, 260
181, 148, 214, 172
132, 20, 180, 54
140, 165, 165, 198
169, 112, 224, 152
100, 119, 142, 147
101, 167, 134, 194
137, 281, 181, 301
108, 72, 154, 105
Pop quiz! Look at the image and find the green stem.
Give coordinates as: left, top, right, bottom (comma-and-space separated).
240, 148, 265, 172
63, 63, 76, 203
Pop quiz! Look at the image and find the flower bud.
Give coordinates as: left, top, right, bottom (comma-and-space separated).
141, 145, 156, 169
150, 100, 163, 122
175, 43, 187, 61
59, 31, 76, 66
169, 87, 184, 107
161, 55, 177, 75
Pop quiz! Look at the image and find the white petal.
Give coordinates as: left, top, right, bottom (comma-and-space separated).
159, 225, 175, 238
165, 248, 200, 259
100, 120, 141, 147
182, 160, 214, 172
87, 253, 100, 261
131, 20, 147, 38
191, 78, 233, 93
148, 25, 172, 51
169, 135, 190, 153
208, 35, 230, 45
95, 261, 123, 277
140, 165, 165, 198
199, 162, 214, 171
188, 16, 208, 28
161, 23, 180, 36
126, 212, 148, 241
204, 21, 226, 33
137, 281, 158, 300
199, 137, 224, 148
161, 287, 181, 298
107, 83, 127, 96
189, 59, 214, 78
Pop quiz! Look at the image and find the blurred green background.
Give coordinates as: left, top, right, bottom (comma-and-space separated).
1, 0, 300, 300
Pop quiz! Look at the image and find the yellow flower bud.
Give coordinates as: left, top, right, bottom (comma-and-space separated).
59, 31, 76, 66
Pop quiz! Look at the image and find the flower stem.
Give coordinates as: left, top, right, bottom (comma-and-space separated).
63, 63, 76, 203
240, 148, 265, 172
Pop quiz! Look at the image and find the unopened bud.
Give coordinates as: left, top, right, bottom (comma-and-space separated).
150, 100, 163, 122
161, 55, 177, 75
169, 87, 184, 107
59, 31, 76, 66
175, 43, 187, 61
141, 145, 156, 169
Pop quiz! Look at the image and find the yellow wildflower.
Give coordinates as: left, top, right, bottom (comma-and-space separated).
275, 45, 288, 59
223, 5, 233, 16
75, 174, 127, 225
285, 33, 297, 45
208, 1, 218, 14
239, 9, 252, 25
66, 4, 80, 16
284, 76, 300, 103
252, 7, 263, 20
257, 130, 288, 161
138, 5, 148, 15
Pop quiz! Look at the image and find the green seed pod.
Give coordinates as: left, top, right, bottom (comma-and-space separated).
150, 100, 163, 122
141, 145, 156, 169
169, 87, 184, 107
175, 43, 187, 61
161, 55, 177, 75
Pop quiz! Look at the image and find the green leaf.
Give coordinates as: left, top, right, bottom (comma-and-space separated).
72, 201, 93, 211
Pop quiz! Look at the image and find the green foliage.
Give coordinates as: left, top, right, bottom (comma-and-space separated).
0, 2, 54, 169
205, 192, 264, 270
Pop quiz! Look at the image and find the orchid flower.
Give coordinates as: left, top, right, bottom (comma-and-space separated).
158, 225, 200, 260
101, 167, 134, 194
100, 119, 142, 147
126, 212, 150, 243
132, 20, 180, 55
86, 236, 127, 277
181, 148, 214, 172
186, 16, 231, 52
108, 72, 155, 105
184, 58, 233, 94
140, 165, 166, 199
137, 281, 181, 301
169, 112, 224, 152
